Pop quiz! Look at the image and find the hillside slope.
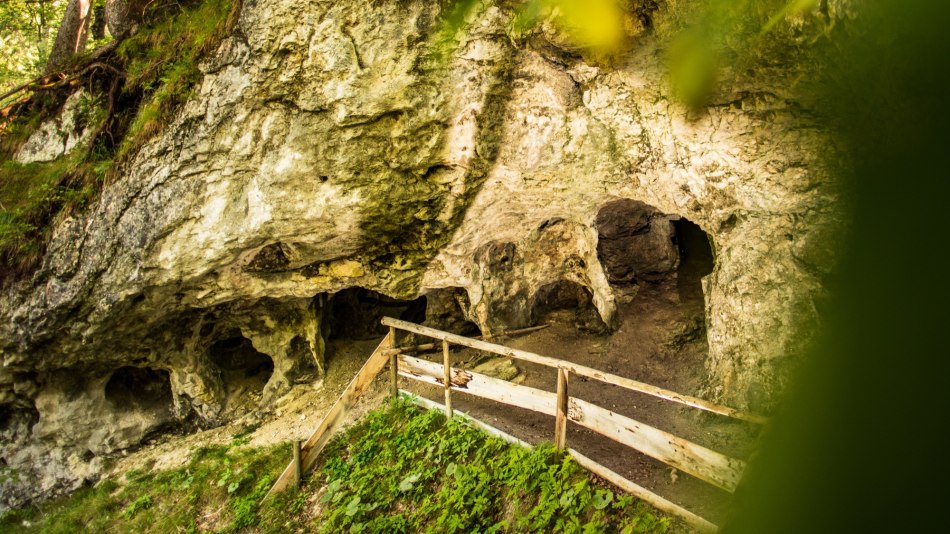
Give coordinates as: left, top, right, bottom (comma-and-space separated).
1, 399, 675, 533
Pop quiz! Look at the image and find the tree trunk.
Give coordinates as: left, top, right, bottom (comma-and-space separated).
45, 0, 93, 73
92, 6, 107, 40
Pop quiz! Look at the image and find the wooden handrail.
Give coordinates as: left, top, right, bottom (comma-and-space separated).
380, 324, 549, 356
382, 317, 767, 425
398, 353, 744, 492
266, 330, 396, 497
267, 318, 742, 530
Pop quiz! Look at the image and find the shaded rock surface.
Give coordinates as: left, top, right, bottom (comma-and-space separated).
0, 0, 842, 509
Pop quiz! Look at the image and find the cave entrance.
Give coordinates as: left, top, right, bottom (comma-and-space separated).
208, 335, 274, 398
674, 218, 714, 302
105, 366, 174, 416
595, 199, 679, 285
532, 280, 608, 333
593, 200, 714, 352
422, 287, 480, 336
594, 199, 714, 298
327, 287, 427, 341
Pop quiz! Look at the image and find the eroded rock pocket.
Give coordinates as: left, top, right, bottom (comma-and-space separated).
105, 366, 174, 418
327, 287, 427, 341
208, 336, 274, 410
532, 280, 608, 334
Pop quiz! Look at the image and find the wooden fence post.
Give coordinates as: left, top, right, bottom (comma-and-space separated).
443, 340, 453, 418
555, 367, 569, 450
293, 440, 302, 488
389, 327, 398, 398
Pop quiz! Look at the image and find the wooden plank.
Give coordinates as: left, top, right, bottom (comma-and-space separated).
266, 331, 395, 497
398, 354, 744, 492
569, 397, 744, 492
380, 324, 550, 356
443, 340, 453, 418
569, 449, 719, 534
382, 317, 766, 425
389, 327, 399, 398
397, 355, 555, 416
554, 367, 569, 450
399, 390, 718, 532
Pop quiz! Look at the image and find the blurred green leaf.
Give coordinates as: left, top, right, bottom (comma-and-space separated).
667, 29, 719, 109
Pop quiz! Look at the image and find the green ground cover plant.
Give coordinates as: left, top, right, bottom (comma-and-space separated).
0, 398, 671, 533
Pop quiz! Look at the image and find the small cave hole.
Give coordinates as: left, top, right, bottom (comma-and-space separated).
0, 404, 40, 439
105, 367, 174, 415
208, 336, 275, 395
537, 217, 564, 232
287, 335, 319, 382
673, 218, 714, 302
531, 280, 607, 334
328, 288, 427, 340
422, 287, 480, 336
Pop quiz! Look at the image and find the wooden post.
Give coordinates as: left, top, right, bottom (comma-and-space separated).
442, 340, 453, 418
555, 367, 569, 450
388, 327, 398, 398
266, 332, 395, 497
292, 440, 302, 488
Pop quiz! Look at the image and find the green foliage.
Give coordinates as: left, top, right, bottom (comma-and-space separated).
0, 0, 238, 283
0, 150, 101, 279
0, 0, 68, 97
0, 441, 290, 533
0, 400, 671, 532
657, 0, 831, 108
114, 0, 239, 160
307, 398, 670, 533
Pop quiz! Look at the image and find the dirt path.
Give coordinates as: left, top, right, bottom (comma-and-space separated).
400, 277, 761, 525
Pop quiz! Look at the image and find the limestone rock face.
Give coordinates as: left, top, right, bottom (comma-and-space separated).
0, 0, 841, 506
14, 90, 100, 163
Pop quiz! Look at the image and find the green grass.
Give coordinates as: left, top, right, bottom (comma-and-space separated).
301, 399, 671, 533
0, 399, 672, 533
0, 152, 102, 280
0, 434, 290, 533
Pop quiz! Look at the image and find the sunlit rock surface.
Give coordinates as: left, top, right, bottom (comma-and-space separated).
0, 0, 841, 507
14, 90, 101, 163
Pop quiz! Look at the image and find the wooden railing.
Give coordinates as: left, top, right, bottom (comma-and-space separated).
268, 317, 767, 532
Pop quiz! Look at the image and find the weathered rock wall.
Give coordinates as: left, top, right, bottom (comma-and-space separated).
0, 0, 841, 505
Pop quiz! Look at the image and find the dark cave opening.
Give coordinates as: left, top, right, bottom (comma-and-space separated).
287, 335, 319, 380
673, 218, 715, 302
594, 200, 715, 303
532, 280, 608, 334
0, 404, 39, 435
105, 366, 174, 414
327, 287, 427, 340
422, 287, 480, 336
208, 335, 275, 395
595, 199, 679, 285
